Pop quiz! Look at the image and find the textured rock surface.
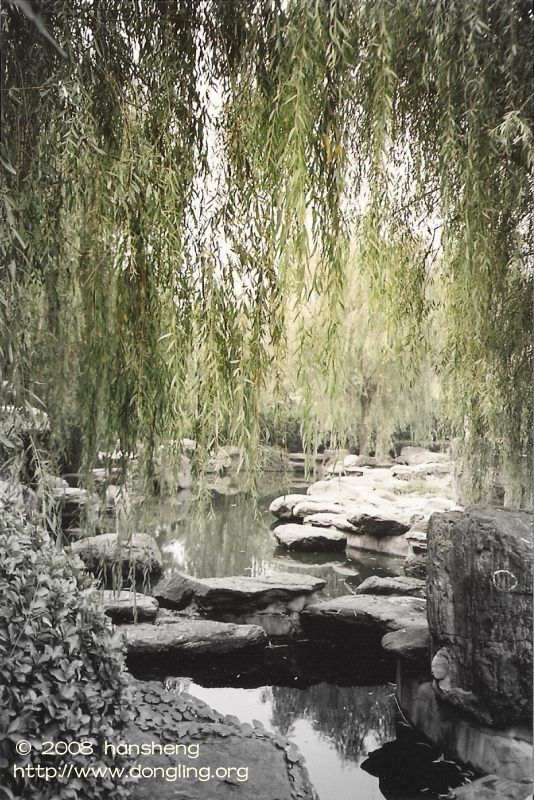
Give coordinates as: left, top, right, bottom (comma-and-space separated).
403, 553, 427, 578
269, 494, 309, 519
302, 512, 357, 533
395, 446, 449, 466
452, 774, 532, 800
427, 506, 533, 726
381, 626, 431, 662
273, 523, 346, 552
121, 617, 267, 656
101, 590, 159, 622
71, 532, 162, 580
292, 499, 346, 518
52, 486, 90, 530
129, 680, 317, 800
397, 674, 533, 783
153, 572, 326, 614
355, 575, 426, 598
346, 511, 409, 537
301, 594, 427, 644
346, 531, 410, 557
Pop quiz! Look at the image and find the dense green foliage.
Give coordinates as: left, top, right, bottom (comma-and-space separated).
1, 0, 532, 503
0, 505, 132, 799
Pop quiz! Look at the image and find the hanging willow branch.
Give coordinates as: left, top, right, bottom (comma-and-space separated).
0, 0, 532, 505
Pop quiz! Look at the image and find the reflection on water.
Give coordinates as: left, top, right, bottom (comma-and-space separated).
166, 678, 396, 800
131, 483, 405, 596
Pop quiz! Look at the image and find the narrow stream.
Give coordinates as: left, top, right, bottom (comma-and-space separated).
127, 480, 466, 800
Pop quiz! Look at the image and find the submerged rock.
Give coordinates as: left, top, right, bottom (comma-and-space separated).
121, 617, 267, 657
153, 571, 326, 614
273, 523, 346, 552
101, 590, 159, 622
427, 506, 533, 726
354, 575, 426, 598
71, 532, 162, 581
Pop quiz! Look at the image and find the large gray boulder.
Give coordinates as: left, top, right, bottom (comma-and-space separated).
71, 533, 162, 580
427, 506, 533, 726
273, 523, 346, 552
153, 571, 326, 614
121, 617, 267, 657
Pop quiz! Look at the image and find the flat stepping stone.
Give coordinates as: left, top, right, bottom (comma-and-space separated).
273, 523, 346, 552
101, 590, 159, 622
153, 571, 326, 613
122, 617, 267, 657
72, 532, 162, 580
354, 575, 426, 598
301, 594, 427, 643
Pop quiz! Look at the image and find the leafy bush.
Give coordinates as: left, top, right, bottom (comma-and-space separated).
0, 504, 133, 799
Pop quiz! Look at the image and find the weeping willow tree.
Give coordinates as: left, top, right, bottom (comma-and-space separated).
1, 0, 532, 505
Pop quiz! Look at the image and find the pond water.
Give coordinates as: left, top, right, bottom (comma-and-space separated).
128, 479, 466, 800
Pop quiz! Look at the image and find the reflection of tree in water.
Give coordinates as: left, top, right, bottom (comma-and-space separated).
270, 683, 396, 761
129, 485, 400, 597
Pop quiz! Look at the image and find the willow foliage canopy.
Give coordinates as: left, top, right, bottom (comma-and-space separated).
1, 0, 532, 505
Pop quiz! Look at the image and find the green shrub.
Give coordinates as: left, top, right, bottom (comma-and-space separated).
0, 504, 133, 799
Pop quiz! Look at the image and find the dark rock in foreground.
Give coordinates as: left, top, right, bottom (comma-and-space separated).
354, 575, 426, 598
121, 616, 267, 657
427, 506, 533, 726
153, 572, 325, 614
71, 532, 162, 581
128, 680, 317, 800
273, 523, 346, 552
101, 590, 159, 622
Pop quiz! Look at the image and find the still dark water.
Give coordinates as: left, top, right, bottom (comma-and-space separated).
129, 480, 466, 800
